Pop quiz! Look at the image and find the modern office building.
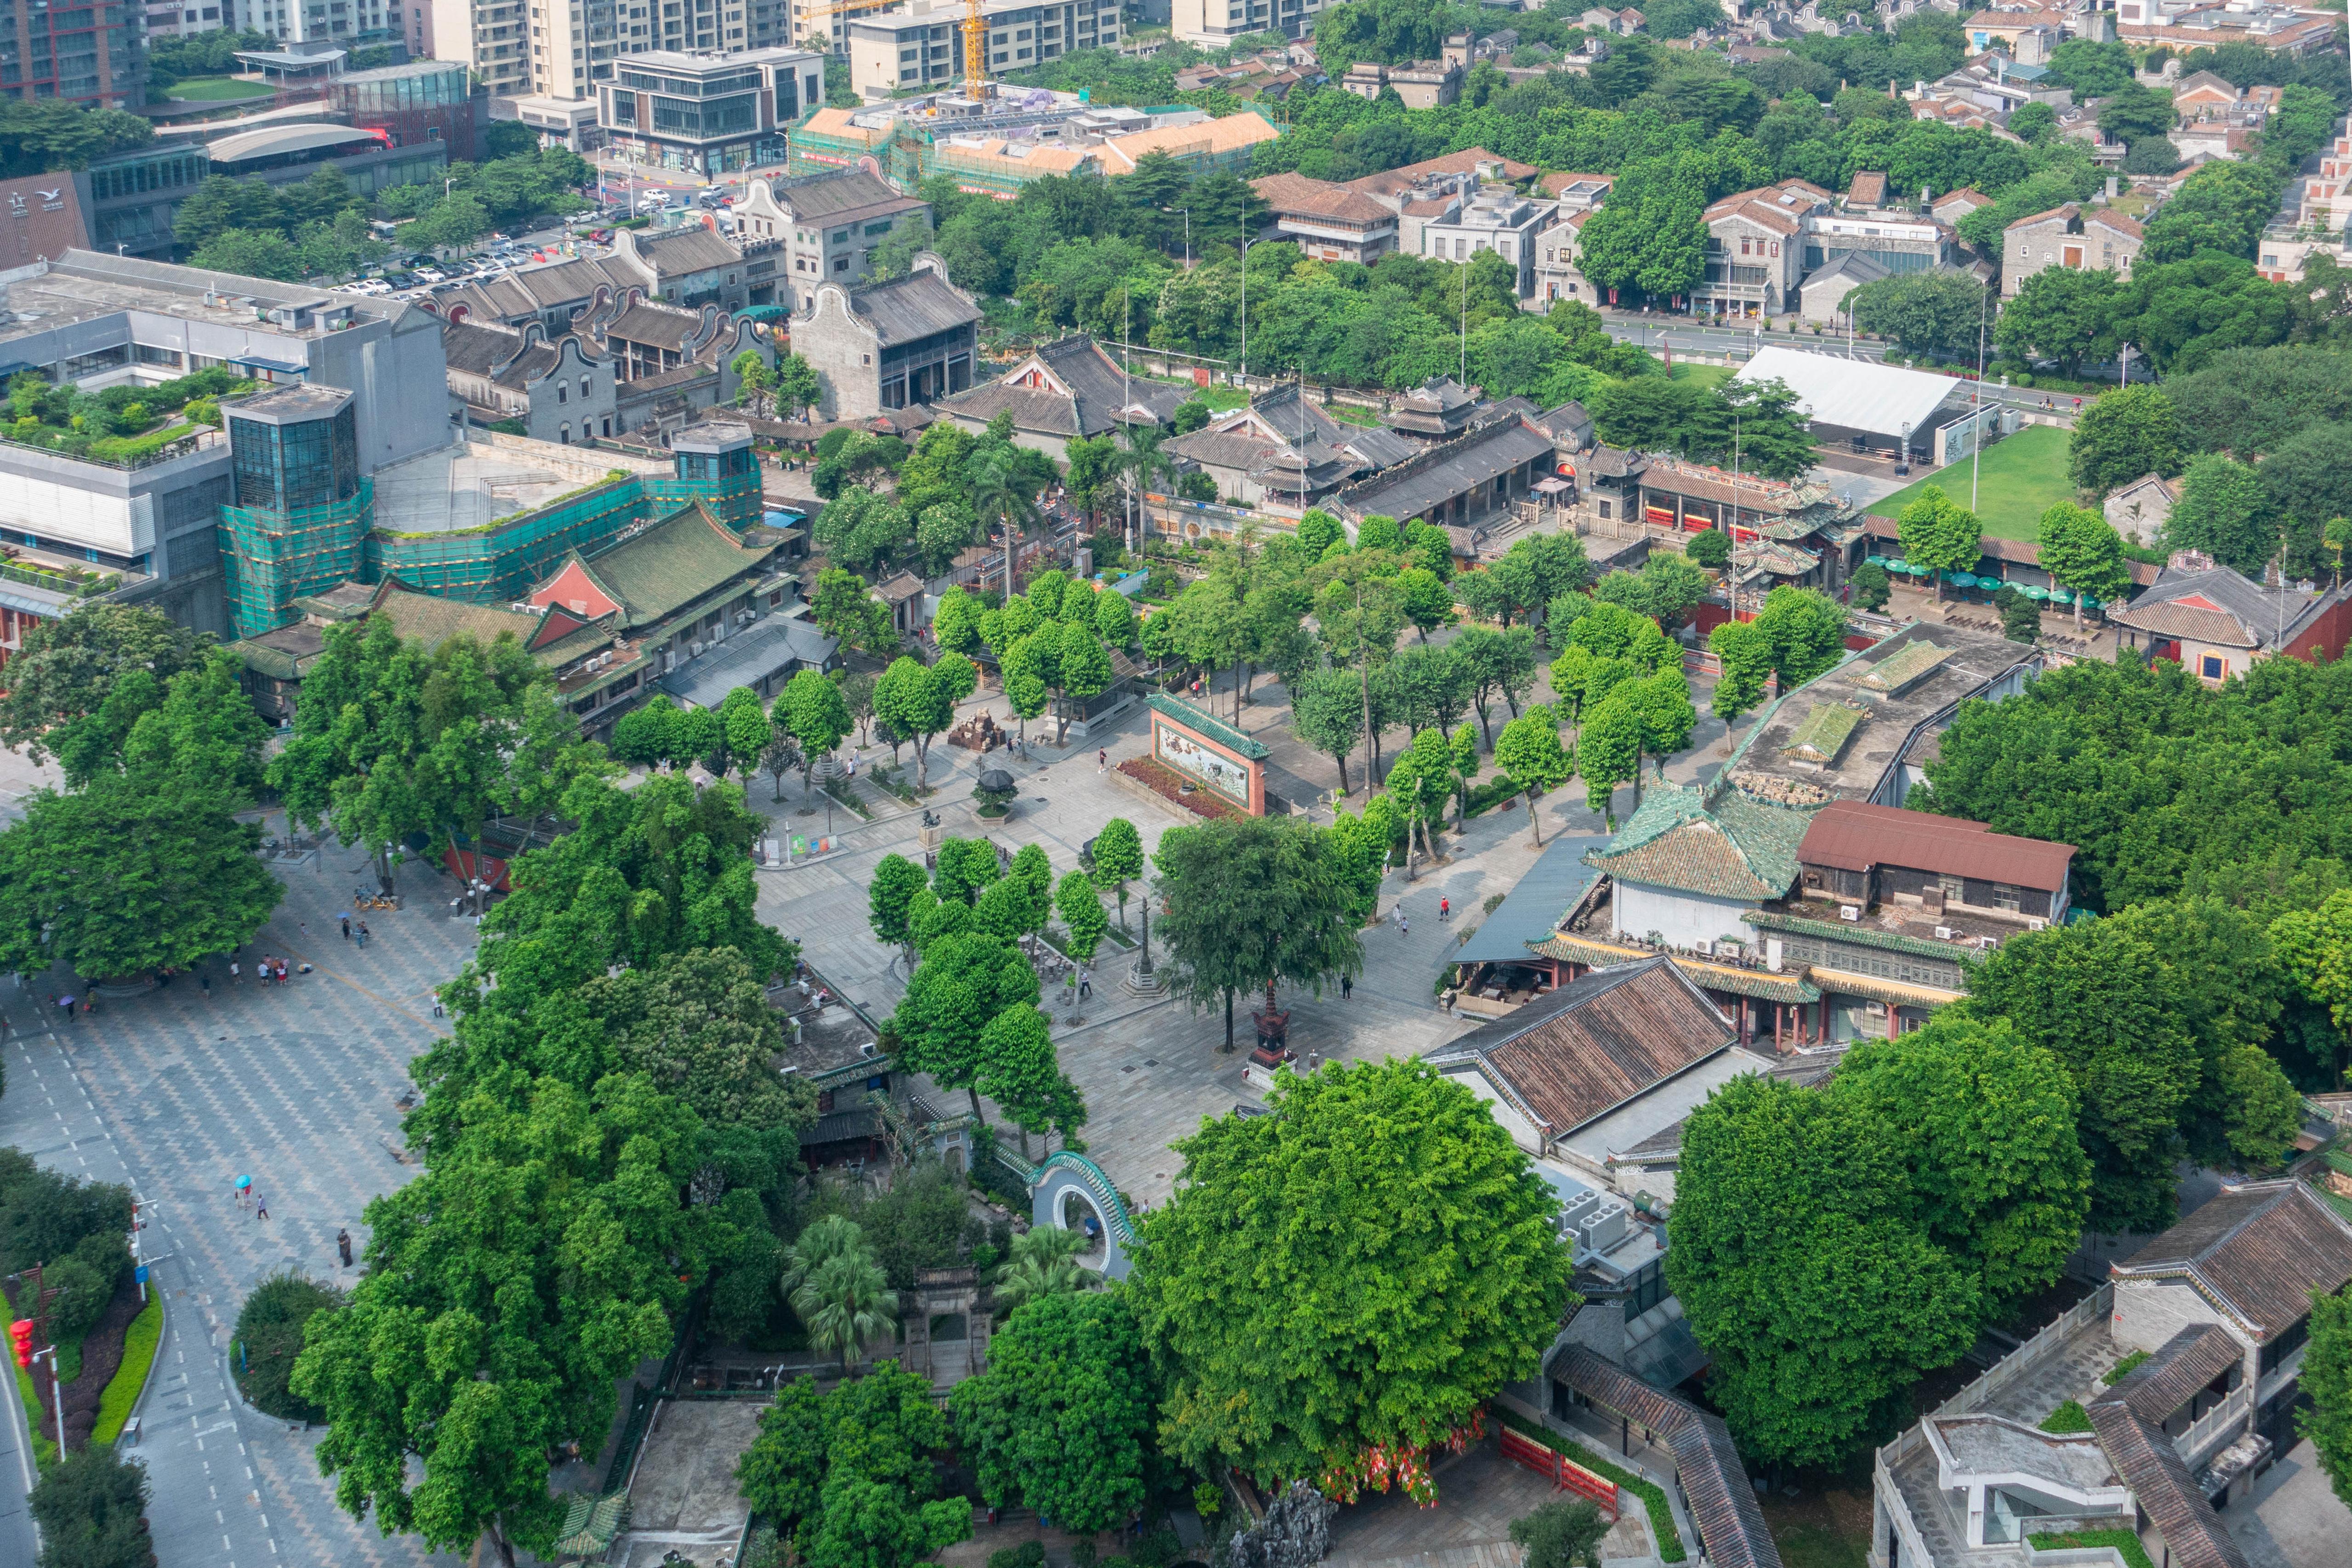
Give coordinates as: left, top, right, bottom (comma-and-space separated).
596, 46, 825, 173
0, 250, 449, 638
331, 58, 480, 156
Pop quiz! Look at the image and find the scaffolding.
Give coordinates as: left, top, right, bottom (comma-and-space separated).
220, 480, 375, 640
371, 475, 655, 605
365, 470, 760, 604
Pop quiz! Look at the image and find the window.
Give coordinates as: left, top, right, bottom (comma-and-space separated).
581, 376, 591, 399
558, 382, 569, 403
2201, 654, 2225, 679
560, 422, 571, 443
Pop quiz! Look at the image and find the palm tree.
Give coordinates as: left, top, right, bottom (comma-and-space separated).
791, 1249, 898, 1377
992, 1224, 1099, 1312
1118, 421, 1179, 549
970, 449, 1043, 595
779, 1214, 864, 1300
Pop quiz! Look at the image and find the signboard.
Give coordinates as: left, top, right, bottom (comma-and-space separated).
1156, 725, 1251, 804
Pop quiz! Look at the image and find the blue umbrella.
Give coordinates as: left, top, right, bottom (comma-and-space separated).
1950, 571, 1981, 588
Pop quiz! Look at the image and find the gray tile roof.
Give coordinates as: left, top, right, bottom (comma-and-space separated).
2086, 1329, 2254, 1568
1336, 416, 1555, 520
1425, 957, 1737, 1136
638, 226, 743, 276
2111, 564, 2349, 653
771, 169, 923, 224
1546, 1348, 1783, 1568
439, 257, 637, 324
849, 270, 981, 347
2111, 1179, 2352, 1341
938, 334, 1176, 436
607, 302, 701, 350
657, 613, 833, 708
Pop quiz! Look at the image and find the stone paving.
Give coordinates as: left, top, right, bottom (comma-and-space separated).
761, 660, 1729, 1210
0, 825, 469, 1568
0, 639, 1732, 1568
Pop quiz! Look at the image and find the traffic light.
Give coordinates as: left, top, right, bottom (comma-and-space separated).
8, 1320, 32, 1369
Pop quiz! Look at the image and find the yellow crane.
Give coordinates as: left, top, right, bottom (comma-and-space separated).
793, 0, 992, 103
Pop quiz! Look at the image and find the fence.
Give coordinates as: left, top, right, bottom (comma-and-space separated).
1873, 1283, 2115, 1568
1499, 1423, 1621, 1517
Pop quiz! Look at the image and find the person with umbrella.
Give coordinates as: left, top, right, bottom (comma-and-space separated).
234, 1175, 252, 1210
56, 993, 74, 1026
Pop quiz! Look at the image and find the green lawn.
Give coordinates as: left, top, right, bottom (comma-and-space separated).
1669, 362, 1734, 388
166, 75, 274, 101
1867, 423, 2076, 541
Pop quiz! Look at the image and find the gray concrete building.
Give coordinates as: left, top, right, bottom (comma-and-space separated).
441, 319, 619, 445
731, 171, 930, 314
0, 250, 449, 638
792, 254, 980, 422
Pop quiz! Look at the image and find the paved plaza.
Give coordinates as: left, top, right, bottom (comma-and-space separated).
0, 639, 1729, 1568
0, 829, 469, 1568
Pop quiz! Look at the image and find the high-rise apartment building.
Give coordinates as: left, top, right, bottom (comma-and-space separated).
438, 0, 794, 100
0, 0, 142, 107
237, 0, 404, 45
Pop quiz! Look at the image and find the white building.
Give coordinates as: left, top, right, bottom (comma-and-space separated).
844, 0, 1122, 92
731, 169, 929, 312
1416, 178, 1559, 297
1170, 0, 1326, 46
435, 0, 794, 103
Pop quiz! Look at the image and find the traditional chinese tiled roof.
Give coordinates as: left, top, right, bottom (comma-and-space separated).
1547, 1348, 1784, 1568
1585, 779, 1815, 901
1426, 957, 1736, 1137
1145, 692, 1269, 759
2086, 1328, 2255, 1568
2110, 1179, 2352, 1342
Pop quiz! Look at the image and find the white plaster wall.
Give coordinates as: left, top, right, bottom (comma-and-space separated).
1446, 1065, 1545, 1154
1614, 882, 1754, 951
2112, 1277, 2245, 1368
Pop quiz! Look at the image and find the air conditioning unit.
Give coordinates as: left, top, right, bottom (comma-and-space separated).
2027, 916, 2048, 930
1839, 905, 1861, 922
1978, 935, 2000, 951
1934, 926, 1953, 941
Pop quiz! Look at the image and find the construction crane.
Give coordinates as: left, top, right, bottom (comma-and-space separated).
794, 0, 992, 103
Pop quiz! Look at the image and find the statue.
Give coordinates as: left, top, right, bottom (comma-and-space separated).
1224, 1482, 1336, 1568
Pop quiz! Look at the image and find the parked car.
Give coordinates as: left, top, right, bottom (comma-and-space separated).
414, 267, 447, 283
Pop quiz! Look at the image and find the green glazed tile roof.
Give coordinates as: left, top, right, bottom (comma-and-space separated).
1853, 639, 1953, 695
1781, 701, 1864, 765
576, 503, 780, 629
1146, 692, 1270, 759
1584, 780, 1815, 901
1744, 906, 1989, 966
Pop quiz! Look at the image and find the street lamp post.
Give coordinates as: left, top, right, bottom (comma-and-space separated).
30, 1345, 63, 1455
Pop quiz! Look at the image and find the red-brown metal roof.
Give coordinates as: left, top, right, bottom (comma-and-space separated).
1796, 799, 2075, 892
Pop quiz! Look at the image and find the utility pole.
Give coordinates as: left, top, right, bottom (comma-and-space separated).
1972, 284, 1989, 513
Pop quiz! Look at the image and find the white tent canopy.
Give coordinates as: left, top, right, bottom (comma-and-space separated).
1731, 346, 1967, 440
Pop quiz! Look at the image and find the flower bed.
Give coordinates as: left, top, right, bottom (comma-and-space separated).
93, 1292, 162, 1445
1117, 755, 1239, 820
2028, 1530, 2155, 1568
1493, 1405, 1688, 1562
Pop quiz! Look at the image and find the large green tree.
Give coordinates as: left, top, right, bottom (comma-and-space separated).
270, 615, 587, 891
294, 1073, 707, 1567
736, 1363, 972, 1568
2068, 384, 2184, 497
2300, 1289, 2352, 1511
1668, 1073, 1980, 1468
873, 653, 975, 789
1130, 1060, 1576, 1499
1896, 485, 1983, 600
0, 602, 212, 779
1153, 813, 1365, 1050
951, 1290, 1157, 1533
0, 659, 280, 979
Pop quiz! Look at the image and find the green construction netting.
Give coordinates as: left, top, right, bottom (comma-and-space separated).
220, 479, 376, 639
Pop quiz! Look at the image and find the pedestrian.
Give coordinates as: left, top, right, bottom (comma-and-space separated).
254, 1191, 269, 1221
1400, 913, 1410, 937
341, 915, 351, 941
336, 1228, 353, 1267
1098, 748, 1107, 772
1440, 896, 1450, 921
57, 993, 74, 1026
199, 973, 211, 997
357, 922, 370, 948
1341, 973, 1352, 1000
229, 960, 240, 986
1079, 966, 1092, 999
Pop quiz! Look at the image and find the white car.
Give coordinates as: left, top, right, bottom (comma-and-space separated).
414, 267, 447, 283
342, 278, 393, 296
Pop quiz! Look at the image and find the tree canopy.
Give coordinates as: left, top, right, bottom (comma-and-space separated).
1130, 1060, 1576, 1500
1151, 814, 1366, 1049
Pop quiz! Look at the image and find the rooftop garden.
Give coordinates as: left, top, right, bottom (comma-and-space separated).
3, 366, 253, 466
